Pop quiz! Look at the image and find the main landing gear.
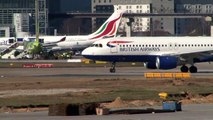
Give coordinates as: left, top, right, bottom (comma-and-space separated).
180, 65, 198, 73
109, 62, 116, 73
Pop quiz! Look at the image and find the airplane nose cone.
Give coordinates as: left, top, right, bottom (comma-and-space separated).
82, 48, 90, 55
82, 48, 93, 59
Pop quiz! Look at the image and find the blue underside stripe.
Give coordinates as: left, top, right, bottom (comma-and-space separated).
83, 55, 213, 63
83, 55, 159, 62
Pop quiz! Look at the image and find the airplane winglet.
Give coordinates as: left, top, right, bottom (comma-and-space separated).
42, 36, 66, 47
58, 36, 66, 43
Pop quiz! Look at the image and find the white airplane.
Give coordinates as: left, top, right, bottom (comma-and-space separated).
82, 36, 213, 73
53, 10, 123, 51
24, 10, 123, 52
23, 36, 66, 46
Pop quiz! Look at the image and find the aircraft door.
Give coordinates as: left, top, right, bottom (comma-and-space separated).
110, 44, 118, 53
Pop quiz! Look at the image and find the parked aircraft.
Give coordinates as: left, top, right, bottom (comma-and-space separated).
53, 10, 123, 51
23, 36, 66, 47
82, 36, 213, 73
24, 10, 123, 52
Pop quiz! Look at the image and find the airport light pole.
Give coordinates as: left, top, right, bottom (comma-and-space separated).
35, 0, 39, 42
31, 0, 42, 59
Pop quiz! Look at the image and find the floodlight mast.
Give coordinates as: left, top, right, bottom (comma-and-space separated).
35, 0, 39, 42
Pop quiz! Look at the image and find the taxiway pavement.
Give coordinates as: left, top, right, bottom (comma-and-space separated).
0, 104, 213, 120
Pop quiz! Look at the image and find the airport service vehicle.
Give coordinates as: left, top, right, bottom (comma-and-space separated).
82, 36, 213, 73
0, 37, 16, 51
24, 10, 123, 52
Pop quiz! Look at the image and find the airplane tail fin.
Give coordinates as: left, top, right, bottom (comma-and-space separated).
88, 9, 124, 40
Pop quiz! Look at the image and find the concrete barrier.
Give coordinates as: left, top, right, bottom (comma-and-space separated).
95, 61, 107, 64
48, 103, 98, 116
82, 59, 92, 64
96, 108, 109, 115
67, 59, 82, 63
144, 73, 191, 79
162, 73, 173, 78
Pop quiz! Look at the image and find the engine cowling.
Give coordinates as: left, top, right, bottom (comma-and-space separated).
156, 56, 178, 69
144, 62, 157, 69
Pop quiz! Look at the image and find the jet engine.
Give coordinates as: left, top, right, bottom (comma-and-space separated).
156, 56, 177, 69
144, 62, 157, 69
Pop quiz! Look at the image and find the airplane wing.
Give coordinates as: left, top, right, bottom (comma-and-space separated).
153, 49, 213, 63
178, 50, 213, 63
42, 36, 66, 47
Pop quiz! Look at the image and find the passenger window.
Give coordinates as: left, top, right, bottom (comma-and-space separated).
91, 44, 95, 47
9, 39, 14, 43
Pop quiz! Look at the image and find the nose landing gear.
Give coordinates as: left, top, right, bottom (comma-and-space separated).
109, 62, 116, 73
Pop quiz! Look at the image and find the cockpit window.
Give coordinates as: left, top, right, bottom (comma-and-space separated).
90, 44, 95, 47
91, 44, 103, 48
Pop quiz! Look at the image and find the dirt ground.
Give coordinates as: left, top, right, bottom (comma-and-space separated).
0, 67, 213, 108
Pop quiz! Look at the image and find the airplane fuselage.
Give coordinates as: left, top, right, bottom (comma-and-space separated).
55, 35, 96, 50
82, 36, 213, 73
83, 37, 213, 61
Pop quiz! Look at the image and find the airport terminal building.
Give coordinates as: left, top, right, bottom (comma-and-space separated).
0, 0, 213, 37
175, 0, 213, 36
0, 0, 48, 37
92, 0, 175, 36
92, 0, 213, 36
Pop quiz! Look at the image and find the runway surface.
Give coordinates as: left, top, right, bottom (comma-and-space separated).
0, 104, 213, 120
1, 62, 213, 78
